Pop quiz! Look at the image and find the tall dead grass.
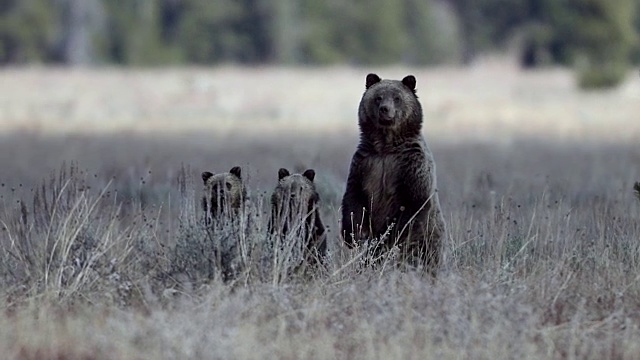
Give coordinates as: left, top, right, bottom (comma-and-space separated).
0, 134, 639, 359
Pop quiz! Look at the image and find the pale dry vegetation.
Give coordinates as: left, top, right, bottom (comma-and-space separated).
0, 63, 639, 359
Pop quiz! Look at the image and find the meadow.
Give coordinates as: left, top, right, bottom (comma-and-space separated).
0, 57, 639, 359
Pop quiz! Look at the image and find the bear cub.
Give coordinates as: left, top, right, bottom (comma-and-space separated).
269, 168, 327, 269
201, 166, 247, 225
199, 166, 248, 281
341, 73, 446, 276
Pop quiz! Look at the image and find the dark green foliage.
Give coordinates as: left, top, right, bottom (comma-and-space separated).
450, 0, 532, 63
632, 0, 640, 63
0, 0, 465, 66
513, 0, 638, 88
566, 0, 637, 89
0, 0, 55, 64
0, 0, 638, 76
296, 0, 410, 65
100, 1, 182, 65
175, 0, 269, 64
450, 0, 638, 88
528, 0, 636, 88
576, 62, 628, 89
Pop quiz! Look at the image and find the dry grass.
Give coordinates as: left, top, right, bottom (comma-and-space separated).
0, 61, 639, 359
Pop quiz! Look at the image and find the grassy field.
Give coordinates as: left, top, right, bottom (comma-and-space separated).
0, 58, 639, 359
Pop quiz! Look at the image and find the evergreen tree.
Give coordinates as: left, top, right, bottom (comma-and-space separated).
0, 0, 55, 64
298, 0, 409, 65
101, 0, 180, 65
175, 0, 270, 64
552, 0, 637, 88
0, 0, 636, 70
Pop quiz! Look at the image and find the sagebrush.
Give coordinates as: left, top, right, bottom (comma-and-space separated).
0, 136, 639, 359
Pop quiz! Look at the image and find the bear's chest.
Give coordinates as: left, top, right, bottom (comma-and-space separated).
361, 154, 401, 212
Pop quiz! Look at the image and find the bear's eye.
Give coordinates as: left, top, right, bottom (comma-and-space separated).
225, 182, 232, 190
375, 95, 383, 104
393, 96, 401, 103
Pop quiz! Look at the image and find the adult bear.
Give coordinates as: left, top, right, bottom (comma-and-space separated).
341, 73, 446, 277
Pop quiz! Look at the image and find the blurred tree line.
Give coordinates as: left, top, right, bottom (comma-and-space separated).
0, 0, 638, 87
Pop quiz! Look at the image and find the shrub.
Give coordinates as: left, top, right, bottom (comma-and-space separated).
576, 60, 629, 90
0, 163, 141, 304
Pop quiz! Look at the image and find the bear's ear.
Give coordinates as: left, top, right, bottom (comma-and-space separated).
302, 169, 316, 182
229, 166, 242, 179
202, 171, 214, 184
401, 75, 416, 92
366, 73, 381, 89
278, 168, 290, 180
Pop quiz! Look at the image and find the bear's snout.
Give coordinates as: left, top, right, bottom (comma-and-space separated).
378, 102, 396, 125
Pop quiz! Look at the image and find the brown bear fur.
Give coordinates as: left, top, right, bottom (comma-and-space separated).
269, 168, 327, 269
199, 166, 248, 281
340, 73, 446, 276
201, 166, 247, 225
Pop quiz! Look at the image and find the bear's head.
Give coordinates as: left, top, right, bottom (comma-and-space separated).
359, 73, 422, 134
201, 166, 246, 221
270, 168, 319, 229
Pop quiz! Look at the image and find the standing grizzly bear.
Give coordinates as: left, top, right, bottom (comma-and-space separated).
341, 73, 446, 276
269, 168, 327, 270
201, 166, 247, 225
